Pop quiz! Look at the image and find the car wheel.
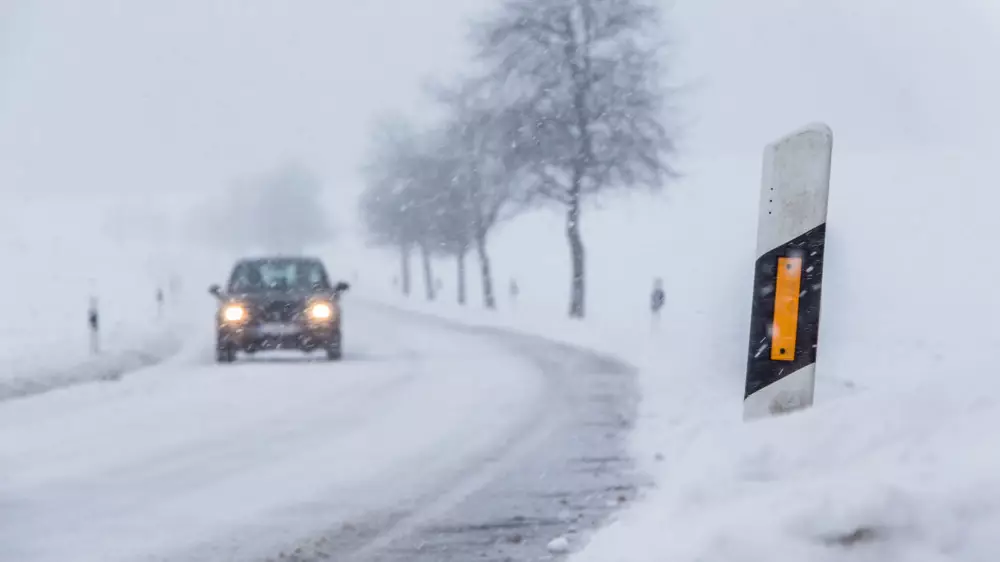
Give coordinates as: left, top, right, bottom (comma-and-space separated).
216, 340, 236, 363
325, 334, 343, 361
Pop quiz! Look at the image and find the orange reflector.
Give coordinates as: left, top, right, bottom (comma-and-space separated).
770, 257, 803, 361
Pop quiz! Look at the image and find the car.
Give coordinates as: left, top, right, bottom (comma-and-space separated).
209, 256, 350, 363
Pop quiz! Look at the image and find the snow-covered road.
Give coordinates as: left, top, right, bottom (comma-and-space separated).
0, 302, 638, 562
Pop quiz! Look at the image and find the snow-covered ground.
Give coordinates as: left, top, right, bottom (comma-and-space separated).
0, 207, 638, 562
336, 1, 1000, 558
564, 148, 1000, 562
0, 303, 548, 562
5, 0, 1000, 560
0, 195, 195, 400
365, 144, 1000, 562
7, 142, 997, 560
17, 149, 986, 562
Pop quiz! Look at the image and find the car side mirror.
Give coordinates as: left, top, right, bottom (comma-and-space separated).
208, 284, 222, 298
334, 281, 350, 294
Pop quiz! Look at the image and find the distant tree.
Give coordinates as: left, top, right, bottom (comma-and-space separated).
403, 141, 475, 306
360, 118, 460, 300
405, 150, 455, 303
430, 160, 475, 306
430, 78, 526, 309
359, 118, 425, 296
359, 175, 413, 296
474, 0, 678, 318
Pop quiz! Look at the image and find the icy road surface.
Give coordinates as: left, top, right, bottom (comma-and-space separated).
0, 303, 638, 562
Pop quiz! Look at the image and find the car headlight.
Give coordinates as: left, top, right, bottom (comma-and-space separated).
222, 304, 246, 323
308, 302, 335, 321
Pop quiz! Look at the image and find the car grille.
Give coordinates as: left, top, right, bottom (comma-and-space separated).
259, 300, 303, 322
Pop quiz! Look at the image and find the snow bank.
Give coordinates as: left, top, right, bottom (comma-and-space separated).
0, 194, 198, 399
573, 365, 1000, 562
565, 147, 1000, 562
361, 144, 1000, 561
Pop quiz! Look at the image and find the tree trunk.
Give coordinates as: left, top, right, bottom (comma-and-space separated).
475, 233, 495, 309
566, 189, 585, 318
456, 250, 467, 306
400, 244, 412, 297
567, 52, 591, 319
420, 244, 435, 301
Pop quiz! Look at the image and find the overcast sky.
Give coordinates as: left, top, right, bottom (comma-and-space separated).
2, 0, 999, 204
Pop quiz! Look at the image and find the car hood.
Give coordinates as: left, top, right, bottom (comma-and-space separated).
227, 290, 335, 304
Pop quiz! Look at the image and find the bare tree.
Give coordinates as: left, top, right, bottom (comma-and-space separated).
359, 118, 427, 297
431, 79, 526, 309
474, 0, 678, 318
406, 151, 457, 303
410, 144, 475, 306
359, 176, 412, 296
360, 118, 464, 301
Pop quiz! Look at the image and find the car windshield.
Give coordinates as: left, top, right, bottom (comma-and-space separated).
228, 259, 330, 293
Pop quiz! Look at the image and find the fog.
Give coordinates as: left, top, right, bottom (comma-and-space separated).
671, 0, 1000, 153
185, 161, 333, 254
0, 1, 484, 219
2, 0, 999, 258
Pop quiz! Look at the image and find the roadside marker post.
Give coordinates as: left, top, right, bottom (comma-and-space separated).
744, 124, 833, 420
88, 295, 100, 355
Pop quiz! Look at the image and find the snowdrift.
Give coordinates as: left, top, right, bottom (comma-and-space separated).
566, 147, 1000, 562
0, 195, 196, 399
369, 145, 1000, 561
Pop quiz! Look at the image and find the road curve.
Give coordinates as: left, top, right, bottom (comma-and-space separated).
0, 302, 639, 562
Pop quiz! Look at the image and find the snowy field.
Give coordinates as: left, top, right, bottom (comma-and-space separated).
366, 145, 1000, 562
5, 145, 999, 561
342, 0, 1000, 557
0, 194, 194, 400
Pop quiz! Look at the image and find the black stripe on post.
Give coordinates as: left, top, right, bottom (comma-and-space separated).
745, 223, 826, 399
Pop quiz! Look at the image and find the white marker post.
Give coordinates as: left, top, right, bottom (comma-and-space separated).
88, 295, 100, 355
744, 124, 833, 420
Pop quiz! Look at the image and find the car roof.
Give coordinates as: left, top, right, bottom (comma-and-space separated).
235, 256, 324, 264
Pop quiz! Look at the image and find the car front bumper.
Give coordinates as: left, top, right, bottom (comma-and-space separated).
218, 321, 340, 352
